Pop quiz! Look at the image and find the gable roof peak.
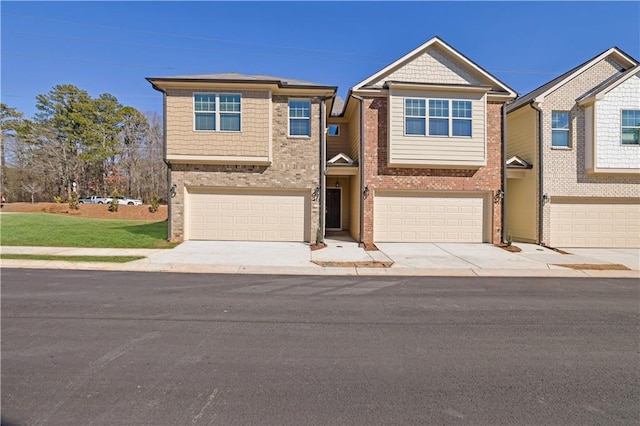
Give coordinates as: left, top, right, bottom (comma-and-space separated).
351, 36, 516, 98
507, 46, 638, 113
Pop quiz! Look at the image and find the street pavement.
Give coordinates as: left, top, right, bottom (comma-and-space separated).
1, 239, 638, 277
2, 270, 638, 425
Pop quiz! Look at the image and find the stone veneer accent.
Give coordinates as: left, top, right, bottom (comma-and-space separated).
168, 95, 321, 242
362, 97, 504, 245
540, 58, 640, 243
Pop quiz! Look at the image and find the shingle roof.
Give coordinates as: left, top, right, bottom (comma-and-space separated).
147, 72, 335, 89
507, 47, 638, 113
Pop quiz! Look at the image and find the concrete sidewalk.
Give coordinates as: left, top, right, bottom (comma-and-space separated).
1, 239, 638, 278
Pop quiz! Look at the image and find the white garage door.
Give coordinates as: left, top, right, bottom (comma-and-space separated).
374, 192, 486, 242
188, 190, 307, 241
550, 200, 640, 248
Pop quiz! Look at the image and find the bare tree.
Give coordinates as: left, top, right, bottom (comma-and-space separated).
22, 181, 43, 204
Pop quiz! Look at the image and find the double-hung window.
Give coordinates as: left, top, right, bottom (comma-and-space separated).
405, 98, 472, 137
194, 93, 241, 131
289, 100, 311, 137
429, 99, 449, 136
405, 99, 426, 135
621, 110, 640, 145
551, 111, 570, 147
452, 100, 472, 137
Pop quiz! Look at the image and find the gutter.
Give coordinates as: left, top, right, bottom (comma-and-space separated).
530, 102, 544, 245
351, 94, 366, 246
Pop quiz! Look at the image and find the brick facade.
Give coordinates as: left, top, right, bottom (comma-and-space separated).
540, 58, 640, 243
168, 95, 322, 242
362, 97, 505, 245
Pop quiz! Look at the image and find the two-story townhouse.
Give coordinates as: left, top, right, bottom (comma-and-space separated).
327, 37, 517, 247
505, 48, 639, 248
147, 38, 519, 248
146, 74, 336, 243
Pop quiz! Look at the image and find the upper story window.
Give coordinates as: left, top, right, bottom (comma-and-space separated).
551, 111, 570, 147
194, 93, 241, 132
289, 100, 311, 137
327, 124, 340, 136
621, 110, 640, 145
405, 99, 426, 135
405, 98, 472, 137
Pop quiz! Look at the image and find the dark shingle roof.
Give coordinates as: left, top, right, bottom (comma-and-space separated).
507, 47, 638, 113
147, 72, 335, 89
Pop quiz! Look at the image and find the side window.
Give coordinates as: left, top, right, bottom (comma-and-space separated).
551, 111, 570, 147
328, 124, 340, 136
289, 100, 311, 137
621, 110, 640, 145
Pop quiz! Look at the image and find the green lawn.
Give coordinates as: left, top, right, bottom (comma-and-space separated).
0, 213, 176, 248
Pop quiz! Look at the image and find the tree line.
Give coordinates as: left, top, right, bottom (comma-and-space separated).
0, 84, 166, 204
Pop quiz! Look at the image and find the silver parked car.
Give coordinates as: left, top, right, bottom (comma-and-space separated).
115, 196, 143, 206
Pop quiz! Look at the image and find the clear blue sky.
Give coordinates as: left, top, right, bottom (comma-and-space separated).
2, 1, 639, 119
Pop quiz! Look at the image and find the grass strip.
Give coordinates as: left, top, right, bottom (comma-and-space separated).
1, 254, 146, 263
0, 213, 176, 248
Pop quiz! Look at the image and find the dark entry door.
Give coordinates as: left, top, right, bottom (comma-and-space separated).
326, 188, 341, 229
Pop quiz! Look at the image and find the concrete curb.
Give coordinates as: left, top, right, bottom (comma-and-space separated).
2, 259, 638, 278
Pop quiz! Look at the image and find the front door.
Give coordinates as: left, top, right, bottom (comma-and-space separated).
326, 188, 341, 230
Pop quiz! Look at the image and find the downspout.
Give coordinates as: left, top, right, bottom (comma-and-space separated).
319, 97, 327, 243
530, 102, 544, 245
501, 102, 508, 244
162, 90, 172, 242
352, 94, 366, 246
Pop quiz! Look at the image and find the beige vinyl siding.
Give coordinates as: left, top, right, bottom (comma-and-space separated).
506, 106, 538, 242
347, 107, 361, 162
506, 178, 537, 242
165, 89, 271, 158
349, 174, 360, 240
506, 107, 536, 161
388, 89, 486, 166
326, 122, 350, 160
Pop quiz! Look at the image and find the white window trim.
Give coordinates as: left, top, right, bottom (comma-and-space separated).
403, 97, 472, 138
620, 109, 640, 146
193, 92, 242, 133
404, 98, 426, 136
288, 99, 311, 138
551, 110, 571, 149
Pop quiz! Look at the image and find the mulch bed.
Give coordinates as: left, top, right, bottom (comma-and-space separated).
1, 202, 167, 221
554, 263, 630, 271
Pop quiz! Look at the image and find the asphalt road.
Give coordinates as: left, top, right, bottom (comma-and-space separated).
1, 269, 638, 425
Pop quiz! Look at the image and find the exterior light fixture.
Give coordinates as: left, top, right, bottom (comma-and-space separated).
311, 186, 320, 201
335, 181, 340, 188
170, 184, 177, 198
494, 189, 504, 203
363, 186, 370, 199
542, 193, 550, 204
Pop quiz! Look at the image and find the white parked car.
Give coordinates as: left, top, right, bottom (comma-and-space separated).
115, 196, 143, 206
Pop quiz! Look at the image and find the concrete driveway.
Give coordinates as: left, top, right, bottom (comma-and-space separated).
375, 242, 640, 271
